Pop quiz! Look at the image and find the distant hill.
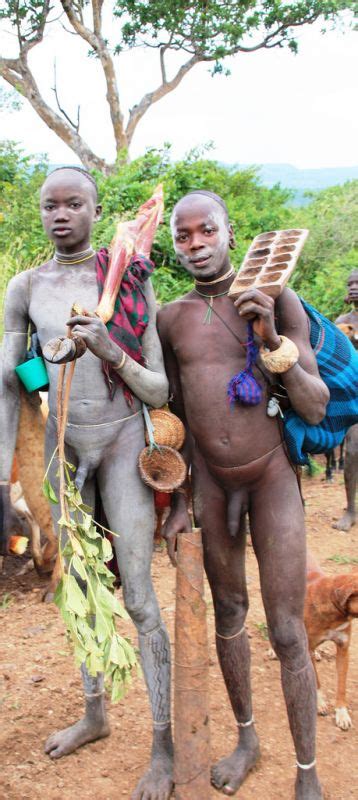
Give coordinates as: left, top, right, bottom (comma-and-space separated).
235, 163, 358, 205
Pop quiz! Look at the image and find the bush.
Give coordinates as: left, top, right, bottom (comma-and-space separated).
1, 141, 356, 332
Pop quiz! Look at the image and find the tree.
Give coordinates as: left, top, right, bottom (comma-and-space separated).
291, 180, 358, 318
0, 141, 294, 334
0, 1, 355, 172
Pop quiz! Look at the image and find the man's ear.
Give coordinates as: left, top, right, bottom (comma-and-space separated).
229, 223, 236, 251
94, 204, 102, 222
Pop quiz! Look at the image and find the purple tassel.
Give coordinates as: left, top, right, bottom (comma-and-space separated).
227, 321, 263, 406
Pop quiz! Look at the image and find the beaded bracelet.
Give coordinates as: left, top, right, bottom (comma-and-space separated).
260, 335, 299, 374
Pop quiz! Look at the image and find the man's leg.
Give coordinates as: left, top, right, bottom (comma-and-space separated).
97, 413, 173, 800
192, 457, 260, 796
43, 419, 109, 758
250, 447, 322, 800
333, 424, 358, 531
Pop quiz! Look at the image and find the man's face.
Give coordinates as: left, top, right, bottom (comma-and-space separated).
346, 272, 358, 305
40, 170, 101, 251
171, 196, 231, 280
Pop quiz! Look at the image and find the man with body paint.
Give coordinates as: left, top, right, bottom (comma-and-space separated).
157, 191, 329, 799
0, 167, 173, 800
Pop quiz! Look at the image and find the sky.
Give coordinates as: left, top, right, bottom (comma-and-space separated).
0, 11, 357, 170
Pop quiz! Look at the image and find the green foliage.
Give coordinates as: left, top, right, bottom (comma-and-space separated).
305, 455, 325, 477
92, 145, 294, 303
290, 181, 358, 319
0, 592, 14, 611
45, 460, 139, 703
327, 554, 358, 565
0, 85, 23, 112
0, 140, 356, 329
114, 1, 356, 61
255, 621, 269, 641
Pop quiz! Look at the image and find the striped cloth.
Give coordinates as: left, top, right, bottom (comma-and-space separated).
283, 298, 358, 465
96, 247, 154, 404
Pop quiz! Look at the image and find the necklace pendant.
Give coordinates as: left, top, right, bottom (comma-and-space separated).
203, 296, 214, 324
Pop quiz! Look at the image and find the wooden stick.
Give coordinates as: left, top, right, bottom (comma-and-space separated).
174, 527, 211, 799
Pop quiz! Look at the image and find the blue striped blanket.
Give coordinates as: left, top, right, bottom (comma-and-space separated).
283, 298, 358, 465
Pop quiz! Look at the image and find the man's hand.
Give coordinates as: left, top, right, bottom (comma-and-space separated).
161, 503, 192, 567
234, 289, 280, 350
67, 314, 121, 363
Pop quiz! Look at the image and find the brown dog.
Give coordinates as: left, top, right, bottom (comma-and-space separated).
305, 552, 358, 729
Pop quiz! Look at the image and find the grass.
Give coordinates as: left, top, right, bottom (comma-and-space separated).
0, 593, 14, 611
255, 621, 269, 641
327, 554, 358, 565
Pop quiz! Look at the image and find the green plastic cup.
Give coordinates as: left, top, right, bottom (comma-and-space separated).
15, 356, 49, 392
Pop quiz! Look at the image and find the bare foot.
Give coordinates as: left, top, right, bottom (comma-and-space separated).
295, 767, 323, 799
131, 725, 173, 800
211, 738, 260, 796
131, 753, 173, 800
332, 511, 356, 532
44, 716, 110, 759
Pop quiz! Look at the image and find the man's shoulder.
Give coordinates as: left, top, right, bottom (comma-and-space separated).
276, 286, 305, 316
275, 287, 310, 335
158, 292, 194, 323
6, 268, 33, 294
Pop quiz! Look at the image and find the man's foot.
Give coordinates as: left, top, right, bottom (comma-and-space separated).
295, 767, 323, 799
211, 739, 260, 796
332, 511, 356, 531
44, 716, 110, 759
131, 752, 174, 800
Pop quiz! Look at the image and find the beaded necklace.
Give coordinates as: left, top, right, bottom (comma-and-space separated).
194, 265, 234, 286
54, 247, 95, 265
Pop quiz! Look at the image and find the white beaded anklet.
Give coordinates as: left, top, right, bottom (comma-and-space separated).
153, 719, 171, 728
216, 624, 245, 640
237, 715, 255, 728
296, 759, 316, 770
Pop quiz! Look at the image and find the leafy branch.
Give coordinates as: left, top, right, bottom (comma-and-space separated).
43, 357, 139, 703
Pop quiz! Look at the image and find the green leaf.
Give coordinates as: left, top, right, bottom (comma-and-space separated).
65, 574, 89, 618
102, 536, 113, 562
98, 584, 129, 620
81, 538, 100, 559
72, 554, 87, 581
109, 635, 128, 668
53, 577, 65, 611
43, 477, 58, 504
119, 636, 138, 668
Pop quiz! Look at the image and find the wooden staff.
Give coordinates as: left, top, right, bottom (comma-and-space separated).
174, 527, 211, 799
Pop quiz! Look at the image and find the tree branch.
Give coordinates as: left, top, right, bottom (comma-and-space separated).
126, 54, 199, 146
0, 56, 109, 172
52, 59, 80, 133
60, 0, 127, 151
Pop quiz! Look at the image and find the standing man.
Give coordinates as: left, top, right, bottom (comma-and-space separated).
0, 167, 173, 800
158, 191, 329, 799
332, 270, 358, 531
335, 269, 358, 338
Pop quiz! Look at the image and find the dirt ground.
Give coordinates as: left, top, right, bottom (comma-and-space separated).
0, 464, 357, 800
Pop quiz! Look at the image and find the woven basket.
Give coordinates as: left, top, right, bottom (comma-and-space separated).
138, 446, 187, 492
144, 408, 185, 450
